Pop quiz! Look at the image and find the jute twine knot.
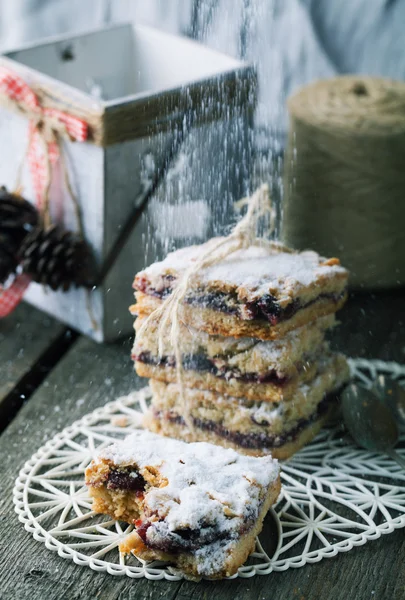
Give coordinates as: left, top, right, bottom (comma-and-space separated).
15, 111, 82, 231
33, 113, 69, 143
138, 184, 291, 435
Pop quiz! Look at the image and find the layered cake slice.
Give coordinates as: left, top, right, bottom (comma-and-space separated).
144, 353, 350, 459
85, 430, 281, 580
133, 313, 335, 402
132, 239, 348, 340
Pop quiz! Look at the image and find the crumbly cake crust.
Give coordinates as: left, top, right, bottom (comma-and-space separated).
118, 477, 280, 580
147, 353, 349, 440
133, 238, 348, 311
85, 430, 280, 579
135, 360, 318, 402
145, 408, 332, 460
133, 313, 335, 379
132, 291, 347, 340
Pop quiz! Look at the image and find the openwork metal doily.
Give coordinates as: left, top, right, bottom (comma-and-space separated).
13, 358, 405, 580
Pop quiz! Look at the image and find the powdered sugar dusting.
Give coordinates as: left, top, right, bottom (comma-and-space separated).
100, 430, 278, 488
99, 430, 279, 575
233, 315, 332, 366
138, 238, 347, 297
203, 247, 329, 288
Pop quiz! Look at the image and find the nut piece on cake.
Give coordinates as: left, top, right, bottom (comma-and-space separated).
85, 430, 281, 580
131, 239, 348, 340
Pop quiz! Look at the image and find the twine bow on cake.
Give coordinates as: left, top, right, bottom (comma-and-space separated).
137, 184, 291, 435
0, 66, 89, 316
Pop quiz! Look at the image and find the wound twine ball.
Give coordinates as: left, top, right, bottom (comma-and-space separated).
282, 75, 405, 289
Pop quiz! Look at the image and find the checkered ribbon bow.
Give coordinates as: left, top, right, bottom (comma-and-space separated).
0, 67, 89, 317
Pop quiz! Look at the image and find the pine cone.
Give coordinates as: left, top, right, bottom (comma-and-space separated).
0, 186, 38, 283
19, 224, 94, 291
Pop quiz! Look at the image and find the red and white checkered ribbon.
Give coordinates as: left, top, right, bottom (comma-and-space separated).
0, 67, 89, 316
0, 274, 31, 317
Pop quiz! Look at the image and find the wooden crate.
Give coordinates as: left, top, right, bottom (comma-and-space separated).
0, 23, 256, 341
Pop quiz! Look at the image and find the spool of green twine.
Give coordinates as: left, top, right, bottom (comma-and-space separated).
282, 75, 405, 289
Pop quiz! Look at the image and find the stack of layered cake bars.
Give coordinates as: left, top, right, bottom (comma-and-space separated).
131, 239, 351, 459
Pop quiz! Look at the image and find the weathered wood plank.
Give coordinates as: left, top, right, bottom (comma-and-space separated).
0, 302, 65, 427
0, 335, 184, 600
0, 291, 404, 600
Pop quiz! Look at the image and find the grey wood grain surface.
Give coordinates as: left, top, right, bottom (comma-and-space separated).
0, 291, 404, 600
0, 302, 65, 426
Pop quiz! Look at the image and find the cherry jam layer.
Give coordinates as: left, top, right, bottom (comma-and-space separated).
133, 350, 290, 385
135, 519, 234, 554
154, 388, 343, 450
106, 467, 146, 492
135, 276, 347, 325
135, 509, 257, 554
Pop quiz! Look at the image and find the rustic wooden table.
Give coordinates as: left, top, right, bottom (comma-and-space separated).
1, 292, 405, 600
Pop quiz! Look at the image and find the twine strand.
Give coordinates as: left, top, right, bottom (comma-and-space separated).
40, 133, 53, 229
15, 125, 35, 195
57, 137, 85, 238
57, 137, 99, 331
137, 183, 285, 436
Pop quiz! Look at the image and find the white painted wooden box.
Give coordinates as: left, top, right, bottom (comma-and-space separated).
0, 23, 256, 341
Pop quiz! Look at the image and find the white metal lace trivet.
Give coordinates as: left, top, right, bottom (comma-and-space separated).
13, 358, 405, 580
